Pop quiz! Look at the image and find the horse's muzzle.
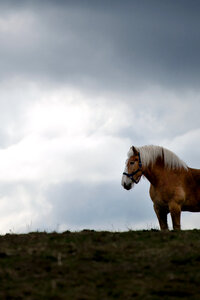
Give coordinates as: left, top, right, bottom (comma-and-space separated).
123, 182, 132, 190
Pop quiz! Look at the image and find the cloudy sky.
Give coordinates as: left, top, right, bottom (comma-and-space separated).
0, 0, 200, 233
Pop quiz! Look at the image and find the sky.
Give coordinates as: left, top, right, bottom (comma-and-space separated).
0, 0, 200, 233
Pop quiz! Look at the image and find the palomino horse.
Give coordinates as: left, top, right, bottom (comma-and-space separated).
121, 145, 200, 230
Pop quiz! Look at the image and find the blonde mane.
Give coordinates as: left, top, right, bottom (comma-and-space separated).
128, 145, 188, 170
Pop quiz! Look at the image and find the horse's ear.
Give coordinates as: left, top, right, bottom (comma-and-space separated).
132, 146, 139, 155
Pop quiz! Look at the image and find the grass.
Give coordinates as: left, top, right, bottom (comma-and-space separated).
0, 229, 200, 299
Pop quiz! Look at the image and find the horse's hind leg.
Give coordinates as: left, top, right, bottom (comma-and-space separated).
153, 204, 169, 231
169, 202, 181, 230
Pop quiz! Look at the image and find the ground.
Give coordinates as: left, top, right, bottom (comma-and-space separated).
0, 230, 200, 299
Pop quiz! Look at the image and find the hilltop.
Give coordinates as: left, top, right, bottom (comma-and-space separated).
0, 230, 200, 299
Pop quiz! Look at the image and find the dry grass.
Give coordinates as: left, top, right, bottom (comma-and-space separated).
0, 229, 200, 299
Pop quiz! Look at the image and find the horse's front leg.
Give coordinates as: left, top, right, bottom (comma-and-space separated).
169, 202, 181, 230
153, 204, 169, 231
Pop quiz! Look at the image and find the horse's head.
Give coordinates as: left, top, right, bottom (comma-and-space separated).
121, 146, 142, 190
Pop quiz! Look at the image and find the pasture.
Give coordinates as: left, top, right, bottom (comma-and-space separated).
0, 230, 200, 299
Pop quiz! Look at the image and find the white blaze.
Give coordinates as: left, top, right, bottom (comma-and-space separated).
121, 152, 134, 188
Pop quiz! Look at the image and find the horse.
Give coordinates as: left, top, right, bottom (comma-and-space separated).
121, 145, 200, 230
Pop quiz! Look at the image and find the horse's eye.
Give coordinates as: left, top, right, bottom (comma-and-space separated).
130, 161, 135, 165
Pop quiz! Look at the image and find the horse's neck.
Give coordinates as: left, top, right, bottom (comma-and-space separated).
142, 163, 165, 186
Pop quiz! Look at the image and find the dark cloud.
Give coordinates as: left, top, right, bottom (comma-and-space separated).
0, 1, 200, 91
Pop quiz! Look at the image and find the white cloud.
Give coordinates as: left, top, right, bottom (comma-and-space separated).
0, 80, 199, 233
0, 183, 52, 234
0, 11, 35, 35
0, 84, 132, 185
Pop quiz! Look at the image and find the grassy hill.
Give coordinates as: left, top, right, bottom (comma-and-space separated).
0, 230, 200, 299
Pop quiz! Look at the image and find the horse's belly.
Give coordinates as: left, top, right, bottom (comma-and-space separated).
182, 205, 200, 212
182, 194, 200, 212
